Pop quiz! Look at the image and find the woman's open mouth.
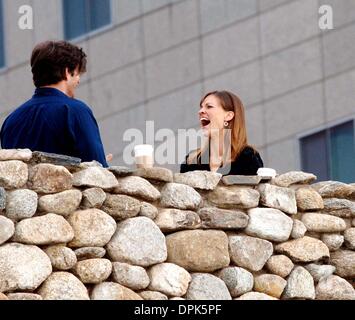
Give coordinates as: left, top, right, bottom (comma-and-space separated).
200, 118, 211, 128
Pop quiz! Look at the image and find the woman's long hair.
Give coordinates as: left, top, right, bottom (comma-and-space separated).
187, 90, 255, 165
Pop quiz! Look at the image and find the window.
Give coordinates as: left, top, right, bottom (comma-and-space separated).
63, 0, 111, 40
0, 0, 5, 68
300, 120, 355, 183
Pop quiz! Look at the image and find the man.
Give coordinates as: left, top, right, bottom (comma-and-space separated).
0, 40, 110, 167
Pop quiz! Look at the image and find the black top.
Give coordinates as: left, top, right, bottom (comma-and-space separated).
180, 146, 264, 176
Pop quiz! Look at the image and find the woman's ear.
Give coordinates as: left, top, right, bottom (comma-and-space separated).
225, 111, 235, 122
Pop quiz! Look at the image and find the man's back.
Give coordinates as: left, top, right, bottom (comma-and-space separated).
0, 87, 108, 167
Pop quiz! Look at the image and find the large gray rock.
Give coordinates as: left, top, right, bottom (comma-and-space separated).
0, 187, 5, 209
304, 264, 336, 282
245, 208, 293, 242
229, 235, 273, 272
28, 164, 72, 193
139, 202, 158, 220
106, 217, 167, 267
330, 250, 355, 278
73, 258, 112, 284
139, 290, 168, 300
31, 151, 81, 167
7, 293, 43, 300
5, 189, 38, 220
344, 228, 355, 249
0, 216, 15, 245
38, 189, 82, 216
266, 255, 294, 278
311, 181, 355, 199
38, 272, 89, 300
186, 273, 232, 300
0, 160, 28, 189
283, 266, 315, 300
134, 167, 173, 182
258, 184, 297, 214
0, 149, 32, 161
74, 247, 106, 261
208, 186, 259, 209
72, 167, 118, 189
323, 198, 355, 218
321, 234, 344, 251
254, 274, 287, 299
273, 171, 316, 187
0, 243, 52, 292
108, 166, 134, 177
160, 183, 201, 210
91, 282, 142, 300
197, 207, 249, 229
166, 230, 230, 272
44, 245, 77, 270
13, 213, 74, 245
275, 236, 330, 263
296, 187, 324, 211
81, 188, 106, 209
112, 262, 150, 290
154, 209, 201, 231
67, 209, 116, 247
101, 194, 141, 220
222, 175, 262, 186
113, 176, 160, 201
301, 213, 346, 232
236, 292, 278, 300
291, 219, 307, 239
173, 171, 221, 190
217, 267, 254, 297
316, 275, 355, 300
148, 263, 191, 297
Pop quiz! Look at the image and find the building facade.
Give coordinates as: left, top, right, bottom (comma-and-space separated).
0, 0, 354, 182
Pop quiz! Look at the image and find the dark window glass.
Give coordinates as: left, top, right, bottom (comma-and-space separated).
63, 0, 111, 40
0, 0, 5, 68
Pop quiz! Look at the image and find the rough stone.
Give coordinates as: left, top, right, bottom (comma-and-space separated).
254, 274, 287, 298
101, 194, 141, 220
173, 171, 221, 190
139, 291, 168, 300
5, 189, 38, 220
0, 160, 28, 189
31, 151, 81, 167
296, 187, 324, 211
7, 293, 43, 300
38, 189, 82, 216
148, 263, 191, 297
74, 247, 106, 261
311, 181, 355, 199
211, 185, 261, 210
154, 209, 201, 231
330, 250, 355, 278
166, 230, 230, 272
0, 243, 52, 292
135, 167, 173, 182
67, 209, 116, 247
0, 293, 8, 300
291, 220, 307, 239
304, 264, 336, 282
81, 188, 106, 209
72, 167, 118, 189
275, 236, 330, 263
222, 175, 262, 186
0, 149, 32, 161
229, 235, 273, 272
273, 171, 316, 187
344, 228, 355, 249
197, 207, 249, 229
139, 201, 158, 219
112, 262, 150, 290
316, 275, 355, 300
217, 267, 254, 297
13, 214, 74, 245
0, 187, 5, 209
38, 272, 89, 300
73, 258, 112, 284
44, 245, 77, 270
245, 208, 293, 242
301, 213, 346, 232
321, 233, 344, 251
236, 292, 278, 300
106, 217, 167, 267
258, 184, 297, 214
266, 255, 294, 278
323, 198, 355, 218
160, 183, 201, 210
91, 282, 143, 300
114, 176, 160, 201
0, 216, 15, 245
108, 166, 134, 177
283, 266, 315, 300
186, 273, 232, 300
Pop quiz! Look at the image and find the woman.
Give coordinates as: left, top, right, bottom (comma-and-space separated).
180, 90, 263, 176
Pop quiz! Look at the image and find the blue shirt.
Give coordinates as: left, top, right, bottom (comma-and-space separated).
0, 87, 108, 167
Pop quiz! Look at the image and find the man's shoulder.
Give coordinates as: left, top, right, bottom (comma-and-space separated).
66, 98, 93, 114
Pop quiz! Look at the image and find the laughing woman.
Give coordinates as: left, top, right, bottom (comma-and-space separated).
180, 90, 263, 176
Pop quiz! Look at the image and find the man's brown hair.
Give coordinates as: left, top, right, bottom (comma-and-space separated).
30, 41, 87, 88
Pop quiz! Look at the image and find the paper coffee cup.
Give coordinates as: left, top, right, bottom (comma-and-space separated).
134, 144, 154, 168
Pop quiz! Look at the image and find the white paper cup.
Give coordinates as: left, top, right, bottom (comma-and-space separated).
134, 144, 154, 168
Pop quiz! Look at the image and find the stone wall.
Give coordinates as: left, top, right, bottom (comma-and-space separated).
0, 149, 354, 300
